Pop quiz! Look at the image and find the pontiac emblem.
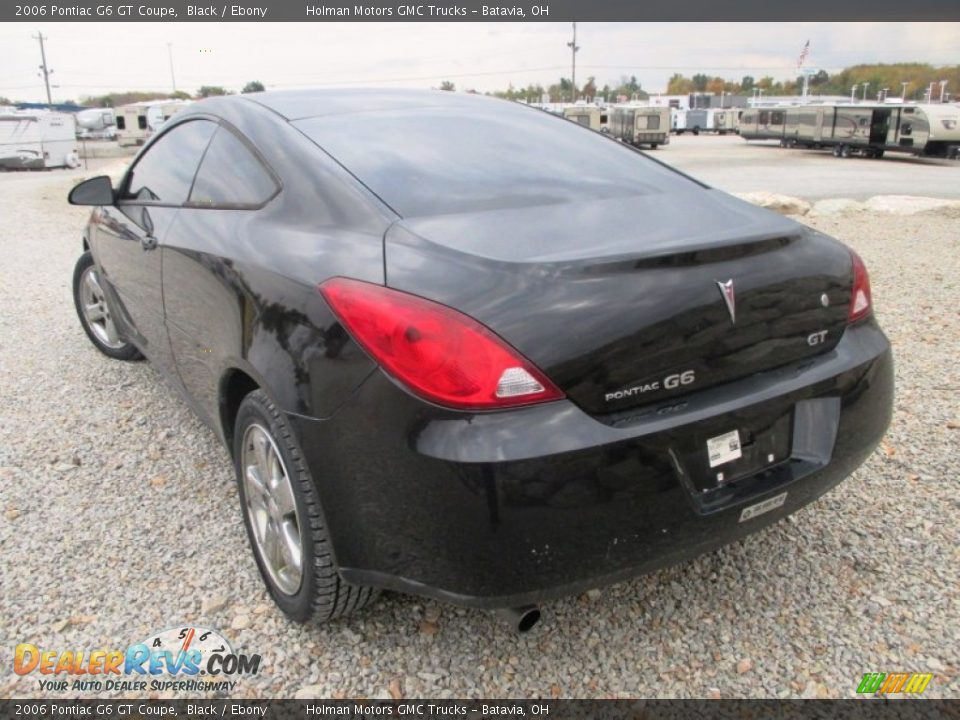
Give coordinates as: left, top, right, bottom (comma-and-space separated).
716, 279, 736, 324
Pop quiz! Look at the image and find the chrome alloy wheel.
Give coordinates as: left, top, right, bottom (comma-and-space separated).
79, 266, 125, 349
241, 424, 303, 596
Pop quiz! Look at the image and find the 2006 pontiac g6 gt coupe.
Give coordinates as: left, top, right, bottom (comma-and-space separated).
69, 90, 893, 631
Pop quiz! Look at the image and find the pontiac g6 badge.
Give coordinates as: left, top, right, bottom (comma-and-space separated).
716, 279, 736, 324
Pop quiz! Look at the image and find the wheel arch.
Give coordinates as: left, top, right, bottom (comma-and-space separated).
219, 365, 275, 454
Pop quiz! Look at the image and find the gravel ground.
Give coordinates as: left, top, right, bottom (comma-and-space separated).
0, 168, 958, 700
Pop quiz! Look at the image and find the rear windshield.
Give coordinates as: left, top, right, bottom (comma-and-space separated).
294, 100, 689, 217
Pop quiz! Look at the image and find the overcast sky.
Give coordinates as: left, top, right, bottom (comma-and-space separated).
1, 22, 958, 102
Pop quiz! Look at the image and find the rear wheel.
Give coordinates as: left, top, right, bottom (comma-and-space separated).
233, 389, 378, 623
72, 251, 142, 361
840, 145, 852, 158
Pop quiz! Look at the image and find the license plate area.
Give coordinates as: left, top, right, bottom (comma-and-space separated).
666, 397, 841, 516
677, 408, 794, 494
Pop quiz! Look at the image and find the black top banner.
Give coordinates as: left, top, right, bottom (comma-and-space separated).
5, 0, 960, 22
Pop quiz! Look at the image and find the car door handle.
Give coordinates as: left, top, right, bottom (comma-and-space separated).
141, 234, 158, 251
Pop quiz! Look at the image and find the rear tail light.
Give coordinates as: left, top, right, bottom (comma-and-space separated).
318, 277, 564, 411
848, 251, 872, 323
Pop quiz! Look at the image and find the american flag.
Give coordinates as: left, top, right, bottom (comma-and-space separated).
798, 40, 810, 68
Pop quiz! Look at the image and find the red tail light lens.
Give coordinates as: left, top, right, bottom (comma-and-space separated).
848, 251, 872, 323
319, 278, 564, 411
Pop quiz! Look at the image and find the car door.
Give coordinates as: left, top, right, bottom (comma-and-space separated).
162, 124, 281, 427
94, 119, 217, 373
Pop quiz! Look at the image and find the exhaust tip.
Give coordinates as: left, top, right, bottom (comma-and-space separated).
495, 604, 542, 634
516, 606, 541, 633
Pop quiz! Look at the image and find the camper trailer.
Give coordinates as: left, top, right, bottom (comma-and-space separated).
562, 104, 611, 133
737, 107, 788, 141
115, 100, 190, 146
743, 103, 960, 159
609, 106, 670, 148
0, 111, 79, 170
76, 108, 117, 140
563, 105, 603, 132
671, 108, 708, 135
707, 108, 740, 134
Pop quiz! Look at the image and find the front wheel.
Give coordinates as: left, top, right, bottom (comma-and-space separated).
233, 389, 378, 623
72, 251, 142, 361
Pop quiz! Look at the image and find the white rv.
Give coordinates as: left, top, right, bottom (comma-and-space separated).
0, 111, 79, 170
115, 100, 191, 146
76, 108, 117, 140
562, 104, 608, 132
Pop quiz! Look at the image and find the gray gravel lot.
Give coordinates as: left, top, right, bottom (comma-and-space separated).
0, 164, 958, 700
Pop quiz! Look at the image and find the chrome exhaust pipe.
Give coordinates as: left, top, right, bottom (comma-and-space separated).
495, 604, 541, 633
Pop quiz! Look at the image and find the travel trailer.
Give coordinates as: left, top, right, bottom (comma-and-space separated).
707, 108, 740, 134
0, 111, 79, 169
671, 108, 708, 135
562, 104, 609, 132
609, 106, 670, 148
115, 100, 190, 146
737, 107, 788, 141
740, 103, 960, 159
76, 107, 117, 140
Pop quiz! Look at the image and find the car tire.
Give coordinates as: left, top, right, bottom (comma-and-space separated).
73, 251, 142, 361
233, 389, 378, 624
840, 145, 852, 158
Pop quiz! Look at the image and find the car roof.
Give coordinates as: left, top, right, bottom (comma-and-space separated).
239, 88, 497, 122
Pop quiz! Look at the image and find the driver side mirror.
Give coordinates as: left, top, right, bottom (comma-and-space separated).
68, 175, 115, 206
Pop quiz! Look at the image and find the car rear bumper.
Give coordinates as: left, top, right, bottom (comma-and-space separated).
287, 320, 893, 609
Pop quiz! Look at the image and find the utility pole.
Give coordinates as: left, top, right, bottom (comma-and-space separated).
33, 31, 53, 106
167, 42, 176, 93
901, 81, 908, 101
851, 84, 858, 103
567, 23, 579, 102
940, 80, 948, 103
862, 82, 869, 102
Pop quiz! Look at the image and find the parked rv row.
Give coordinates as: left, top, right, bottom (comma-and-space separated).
562, 105, 672, 148
562, 103, 741, 148
740, 103, 960, 159
0, 99, 193, 170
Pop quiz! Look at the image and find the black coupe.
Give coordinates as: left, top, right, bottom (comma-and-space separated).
69, 90, 893, 631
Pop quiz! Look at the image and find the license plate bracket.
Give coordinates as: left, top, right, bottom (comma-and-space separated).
677, 408, 794, 494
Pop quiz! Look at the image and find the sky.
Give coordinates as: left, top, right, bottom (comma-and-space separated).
1, 22, 958, 102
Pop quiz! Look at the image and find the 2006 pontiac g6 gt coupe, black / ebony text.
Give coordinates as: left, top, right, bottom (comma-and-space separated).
69, 90, 893, 630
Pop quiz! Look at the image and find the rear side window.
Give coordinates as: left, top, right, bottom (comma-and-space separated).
189, 127, 278, 208
122, 119, 217, 204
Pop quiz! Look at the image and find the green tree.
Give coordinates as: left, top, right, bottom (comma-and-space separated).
582, 76, 597, 100
198, 86, 228, 98
666, 73, 693, 94
242, 81, 265, 94
439, 81, 455, 91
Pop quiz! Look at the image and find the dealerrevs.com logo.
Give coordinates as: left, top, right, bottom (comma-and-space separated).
14, 626, 262, 693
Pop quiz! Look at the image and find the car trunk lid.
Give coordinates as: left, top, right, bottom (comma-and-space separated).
383, 189, 853, 416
